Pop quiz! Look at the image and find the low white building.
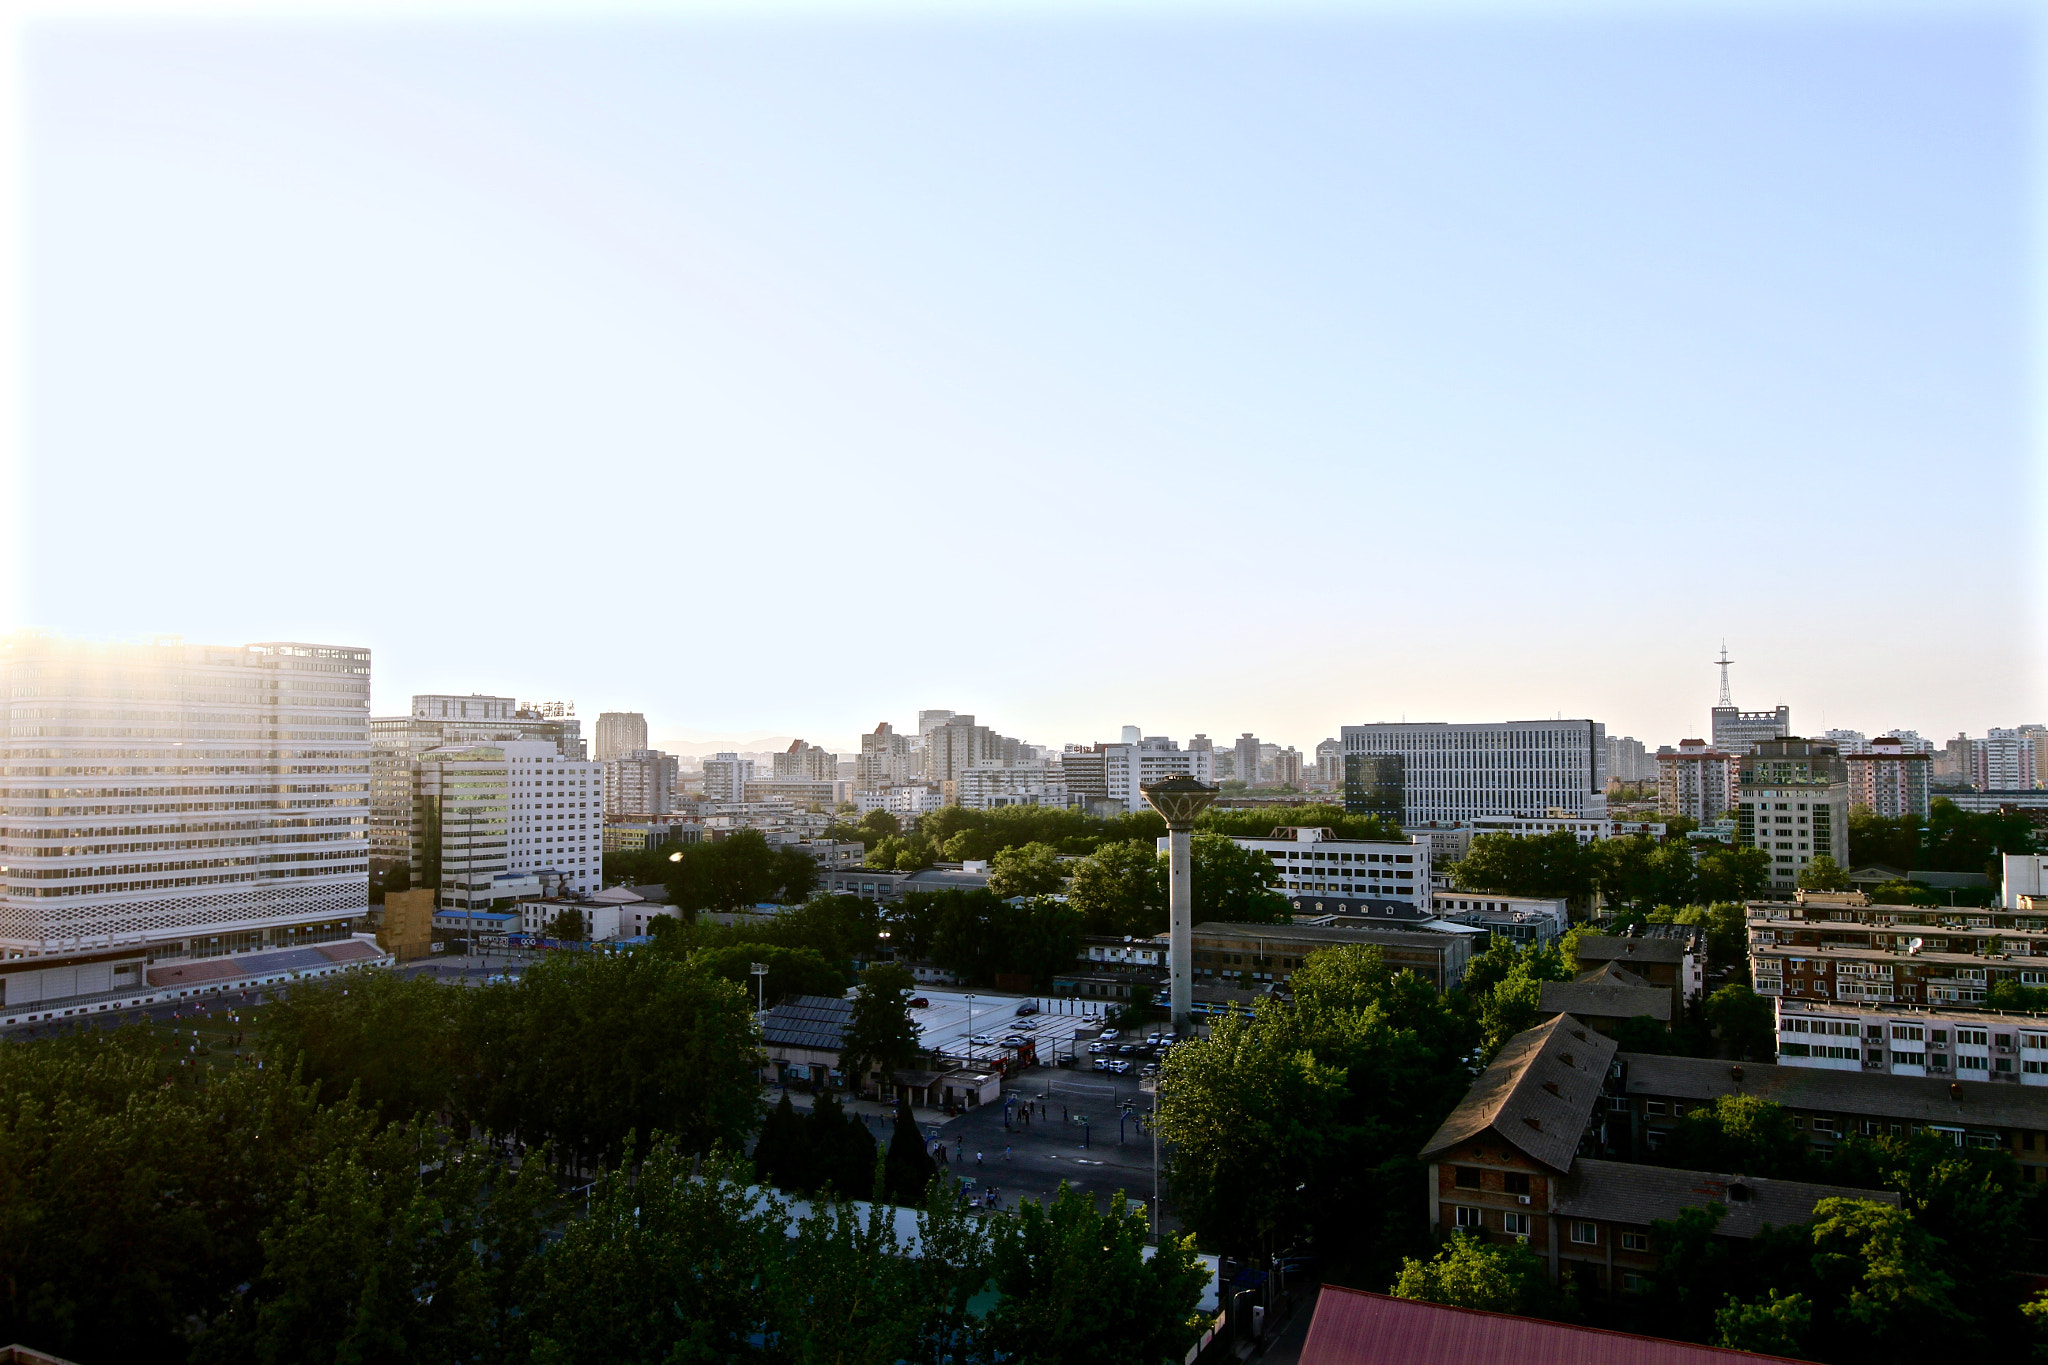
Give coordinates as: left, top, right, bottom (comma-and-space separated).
950, 765, 1076, 810
2007, 854, 2048, 910
1432, 894, 1570, 946
854, 784, 945, 823
1219, 825, 1431, 913
1775, 997, 2048, 1085
519, 897, 625, 942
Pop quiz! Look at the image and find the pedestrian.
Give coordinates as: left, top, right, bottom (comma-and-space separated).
1062, 1105, 1068, 1122
976, 1151, 983, 1168
1004, 1145, 1011, 1162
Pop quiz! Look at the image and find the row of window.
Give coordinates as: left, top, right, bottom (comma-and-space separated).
1449, 1206, 1649, 1251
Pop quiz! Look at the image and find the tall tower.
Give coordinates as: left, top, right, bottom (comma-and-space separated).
1716, 643, 1734, 709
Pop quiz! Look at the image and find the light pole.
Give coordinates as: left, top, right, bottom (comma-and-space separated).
750, 961, 769, 1014
964, 993, 976, 1062
1151, 1100, 1160, 1240
1142, 776, 1221, 1036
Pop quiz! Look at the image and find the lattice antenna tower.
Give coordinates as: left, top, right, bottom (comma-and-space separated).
1715, 643, 1734, 708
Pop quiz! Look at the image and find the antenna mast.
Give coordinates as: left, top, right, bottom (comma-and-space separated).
1715, 643, 1734, 708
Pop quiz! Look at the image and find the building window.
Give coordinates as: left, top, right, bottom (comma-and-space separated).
1504, 1172, 1531, 1196
1454, 1167, 1482, 1190
1570, 1221, 1597, 1245
1621, 1231, 1651, 1252
1454, 1206, 1482, 1230
1503, 1212, 1531, 1237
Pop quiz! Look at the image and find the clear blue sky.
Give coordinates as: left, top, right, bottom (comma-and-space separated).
12, 3, 2040, 753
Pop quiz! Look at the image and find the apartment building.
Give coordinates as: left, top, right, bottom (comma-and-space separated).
602, 822, 702, 854
1314, 738, 1343, 786
1746, 891, 2048, 1013
1420, 1016, 1892, 1296
1232, 734, 1261, 788
1656, 739, 1738, 823
1572, 934, 1704, 1015
1845, 735, 1932, 819
743, 777, 847, 808
1191, 920, 1473, 991
413, 740, 601, 910
856, 723, 920, 790
852, 783, 945, 824
0, 634, 372, 958
602, 748, 679, 817
701, 753, 755, 803
1737, 738, 1852, 889
1221, 825, 1431, 914
950, 766, 1075, 810
774, 740, 839, 782
1975, 729, 2042, 791
1466, 814, 1668, 845
1340, 720, 1608, 825
593, 711, 648, 762
1772, 998, 2048, 1083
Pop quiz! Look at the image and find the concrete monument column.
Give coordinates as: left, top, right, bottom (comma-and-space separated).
1141, 775, 1221, 1035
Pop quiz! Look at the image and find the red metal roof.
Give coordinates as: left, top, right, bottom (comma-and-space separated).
1300, 1287, 1814, 1365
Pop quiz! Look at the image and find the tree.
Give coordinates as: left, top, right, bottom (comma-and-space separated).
667, 828, 818, 913
1695, 846, 1772, 903
1850, 807, 1925, 871
1922, 797, 2035, 875
1613, 1014, 1673, 1054
754, 1092, 807, 1190
982, 1185, 1208, 1365
881, 1094, 937, 1206
1654, 1094, 1810, 1179
544, 908, 586, 941
1799, 855, 1853, 891
1716, 1289, 1812, 1356
842, 963, 923, 1096
461, 951, 764, 1170
1066, 840, 1166, 937
1597, 835, 1699, 912
1448, 830, 1600, 905
1702, 983, 1776, 1061
1391, 1232, 1560, 1317
804, 1090, 880, 1200
692, 943, 847, 1006
1191, 832, 1290, 923
1805, 1197, 1972, 1362
987, 842, 1068, 899
1196, 804, 1404, 843
259, 971, 469, 1122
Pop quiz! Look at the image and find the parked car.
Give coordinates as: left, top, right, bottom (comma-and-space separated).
1117, 1045, 1136, 1056
909, 997, 930, 1009
1099, 1029, 1120, 1041
1091, 1058, 1111, 1072
970, 1034, 996, 1046
1087, 1042, 1106, 1054
1015, 1002, 1039, 1016
1002, 1034, 1029, 1047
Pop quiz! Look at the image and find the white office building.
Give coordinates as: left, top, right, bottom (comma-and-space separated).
1104, 737, 1215, 813
950, 766, 1076, 810
854, 784, 946, 823
372, 696, 586, 872
1711, 705, 1791, 756
1221, 825, 1432, 912
1339, 720, 1608, 825
0, 635, 375, 957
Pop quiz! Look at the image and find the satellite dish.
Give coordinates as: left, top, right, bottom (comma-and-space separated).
1909, 938, 1924, 954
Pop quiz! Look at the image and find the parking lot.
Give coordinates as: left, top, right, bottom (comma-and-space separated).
907, 988, 1118, 1065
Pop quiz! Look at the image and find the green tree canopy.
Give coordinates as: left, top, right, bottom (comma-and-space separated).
1654, 1093, 1810, 1179
1449, 830, 1601, 905
1392, 1232, 1562, 1318
842, 962, 924, 1093
1191, 832, 1291, 923
986, 841, 1069, 898
1798, 854, 1853, 891
1066, 840, 1167, 937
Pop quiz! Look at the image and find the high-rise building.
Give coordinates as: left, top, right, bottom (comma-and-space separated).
1845, 736, 1931, 820
1711, 705, 1791, 756
1271, 747, 1303, 788
1315, 738, 1343, 785
416, 740, 603, 908
701, 753, 756, 803
371, 696, 586, 875
0, 635, 372, 956
1736, 739, 1851, 888
1103, 738, 1214, 813
1339, 721, 1609, 824
1056, 746, 1110, 808
603, 749, 679, 817
1233, 733, 1261, 788
924, 714, 1013, 783
1656, 739, 1738, 823
774, 740, 839, 782
1973, 730, 2041, 791
1819, 729, 1869, 755
1605, 735, 1653, 784
857, 723, 918, 791
594, 711, 648, 762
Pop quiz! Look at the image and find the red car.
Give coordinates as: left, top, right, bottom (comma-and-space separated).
909, 997, 930, 1009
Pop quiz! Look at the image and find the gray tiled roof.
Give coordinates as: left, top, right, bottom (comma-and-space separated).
1579, 961, 1653, 989
1577, 935, 1690, 965
1617, 1053, 2048, 1130
760, 994, 854, 1052
1554, 1158, 1897, 1235
1539, 980, 1672, 1024
1420, 1014, 1617, 1172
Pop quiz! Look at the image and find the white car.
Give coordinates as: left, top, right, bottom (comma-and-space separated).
970, 1034, 996, 1046
1099, 1029, 1120, 1041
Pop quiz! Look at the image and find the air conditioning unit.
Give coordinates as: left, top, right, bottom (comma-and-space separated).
1518, 1195, 1532, 1205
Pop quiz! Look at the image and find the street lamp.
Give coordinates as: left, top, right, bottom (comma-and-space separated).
964, 992, 977, 1061
750, 962, 769, 1014
1142, 775, 1221, 1036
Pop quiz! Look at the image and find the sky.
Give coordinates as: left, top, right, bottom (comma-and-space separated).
6, 0, 2041, 756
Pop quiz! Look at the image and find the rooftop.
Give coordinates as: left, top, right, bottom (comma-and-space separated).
1617, 1053, 2048, 1129
1576, 935, 1692, 966
1193, 921, 1459, 952
1554, 1157, 1895, 1236
1299, 1286, 1813, 1365
1420, 1013, 1617, 1172
760, 994, 855, 1053
1537, 980, 1672, 1024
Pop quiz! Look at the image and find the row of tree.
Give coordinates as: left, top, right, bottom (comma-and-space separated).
1849, 798, 2036, 876
1449, 829, 1773, 910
